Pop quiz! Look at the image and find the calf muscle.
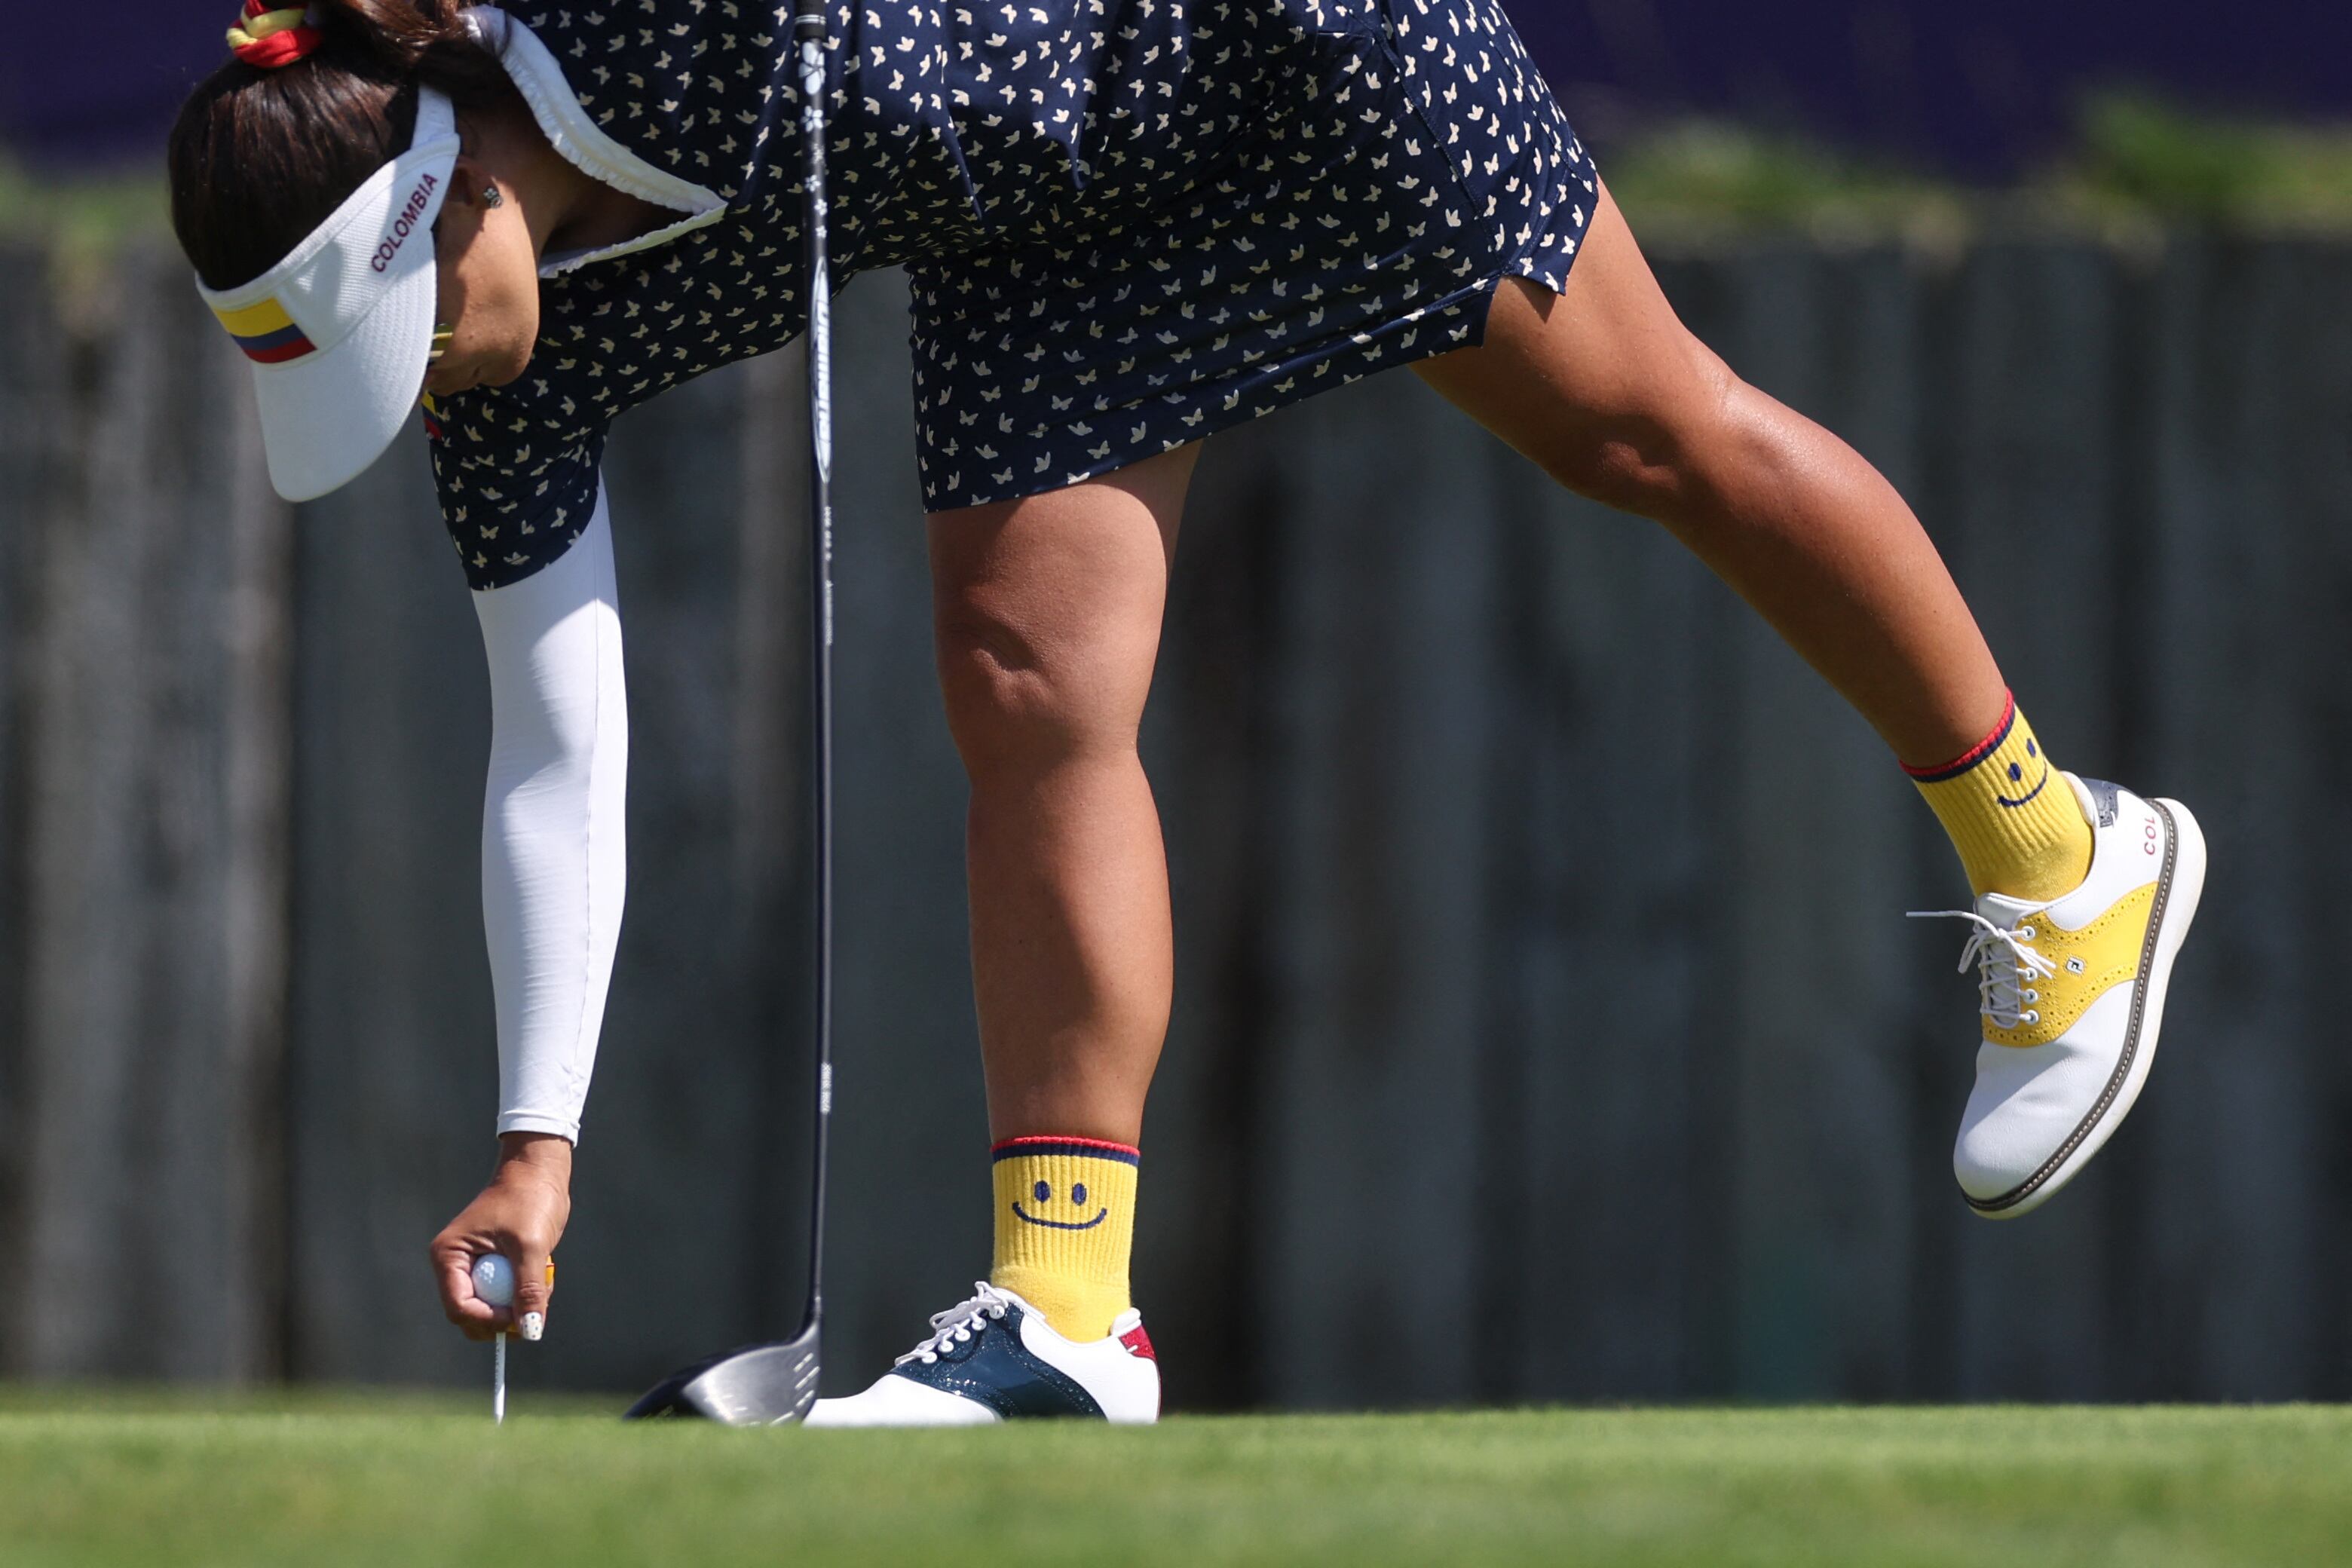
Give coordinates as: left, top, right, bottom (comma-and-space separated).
1415, 185, 2007, 767
925, 446, 1196, 1144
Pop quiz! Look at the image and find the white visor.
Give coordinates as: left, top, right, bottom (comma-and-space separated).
197, 87, 461, 502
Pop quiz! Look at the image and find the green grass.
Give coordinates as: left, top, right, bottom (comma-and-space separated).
1569, 93, 2352, 239
1600, 120, 1972, 239
14, 90, 2352, 277
1, 1395, 2347, 1566
2054, 93, 2352, 229
0, 159, 168, 266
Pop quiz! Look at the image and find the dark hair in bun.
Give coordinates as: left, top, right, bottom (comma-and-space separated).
170, 0, 517, 289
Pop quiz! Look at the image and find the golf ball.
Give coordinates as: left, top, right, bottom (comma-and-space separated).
472, 1254, 516, 1308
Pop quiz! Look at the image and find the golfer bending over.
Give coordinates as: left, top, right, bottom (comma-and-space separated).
170, 0, 2205, 1423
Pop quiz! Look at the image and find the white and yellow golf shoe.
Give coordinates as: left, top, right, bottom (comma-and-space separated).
1914, 774, 2206, 1219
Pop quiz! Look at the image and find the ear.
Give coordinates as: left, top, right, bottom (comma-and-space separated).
449, 152, 493, 208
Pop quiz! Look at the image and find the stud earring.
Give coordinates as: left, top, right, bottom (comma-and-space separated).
429, 323, 455, 362
482, 184, 504, 208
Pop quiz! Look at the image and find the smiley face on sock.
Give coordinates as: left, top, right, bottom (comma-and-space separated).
1997, 737, 2050, 808
1012, 1178, 1108, 1230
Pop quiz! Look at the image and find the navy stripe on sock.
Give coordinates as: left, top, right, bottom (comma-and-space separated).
991, 1138, 1141, 1166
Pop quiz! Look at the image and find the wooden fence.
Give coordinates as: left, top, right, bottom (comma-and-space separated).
2, 234, 2348, 1407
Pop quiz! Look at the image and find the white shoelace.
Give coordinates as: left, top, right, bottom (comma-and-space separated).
1909, 909, 2060, 1028
892, 1281, 1013, 1367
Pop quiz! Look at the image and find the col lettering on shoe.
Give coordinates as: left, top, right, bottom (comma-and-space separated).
195, 88, 459, 501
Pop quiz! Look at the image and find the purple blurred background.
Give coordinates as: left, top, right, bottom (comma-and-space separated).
8, 2, 2350, 173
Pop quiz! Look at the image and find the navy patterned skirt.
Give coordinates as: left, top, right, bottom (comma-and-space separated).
431, 1, 1594, 588
902, 0, 1596, 511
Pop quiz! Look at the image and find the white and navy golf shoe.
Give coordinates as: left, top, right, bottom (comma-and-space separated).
803, 1282, 1159, 1426
1914, 773, 2206, 1219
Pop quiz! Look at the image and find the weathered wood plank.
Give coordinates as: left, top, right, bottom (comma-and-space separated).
0, 242, 65, 1370
1488, 426, 1725, 1402
1670, 243, 1936, 1401
2134, 237, 2352, 1401
1247, 366, 1510, 1408
15, 249, 286, 1379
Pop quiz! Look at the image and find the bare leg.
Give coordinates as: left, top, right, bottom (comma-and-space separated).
1414, 185, 2006, 767
927, 446, 1199, 1144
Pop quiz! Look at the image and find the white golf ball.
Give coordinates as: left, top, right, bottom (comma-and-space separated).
472, 1254, 517, 1308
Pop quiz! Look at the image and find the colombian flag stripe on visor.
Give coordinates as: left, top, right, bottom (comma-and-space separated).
211, 296, 317, 364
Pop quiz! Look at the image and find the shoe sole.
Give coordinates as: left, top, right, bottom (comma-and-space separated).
1966, 797, 2207, 1220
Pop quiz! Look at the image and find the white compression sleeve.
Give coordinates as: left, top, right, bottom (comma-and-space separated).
470, 483, 628, 1144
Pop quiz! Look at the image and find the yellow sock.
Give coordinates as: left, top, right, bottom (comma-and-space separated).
1906, 694, 2092, 901
989, 1137, 1138, 1342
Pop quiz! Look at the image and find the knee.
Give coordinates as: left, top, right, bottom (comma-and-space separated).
1541, 338, 1781, 528
933, 593, 1138, 782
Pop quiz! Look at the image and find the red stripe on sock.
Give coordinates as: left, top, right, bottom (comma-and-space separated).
1901, 691, 2017, 781
990, 1134, 1141, 1157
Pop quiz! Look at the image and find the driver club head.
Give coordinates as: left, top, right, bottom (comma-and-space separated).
623, 1328, 821, 1424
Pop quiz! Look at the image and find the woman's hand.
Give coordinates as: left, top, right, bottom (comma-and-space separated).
429, 1132, 572, 1342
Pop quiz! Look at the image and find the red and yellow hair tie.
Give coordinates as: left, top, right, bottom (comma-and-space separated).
226, 0, 323, 69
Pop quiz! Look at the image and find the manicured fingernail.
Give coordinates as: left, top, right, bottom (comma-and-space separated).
520, 1312, 544, 1342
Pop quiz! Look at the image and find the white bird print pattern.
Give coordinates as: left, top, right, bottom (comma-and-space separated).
428, 0, 1593, 587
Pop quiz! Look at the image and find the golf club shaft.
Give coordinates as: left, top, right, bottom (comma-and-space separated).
795, 0, 835, 1342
